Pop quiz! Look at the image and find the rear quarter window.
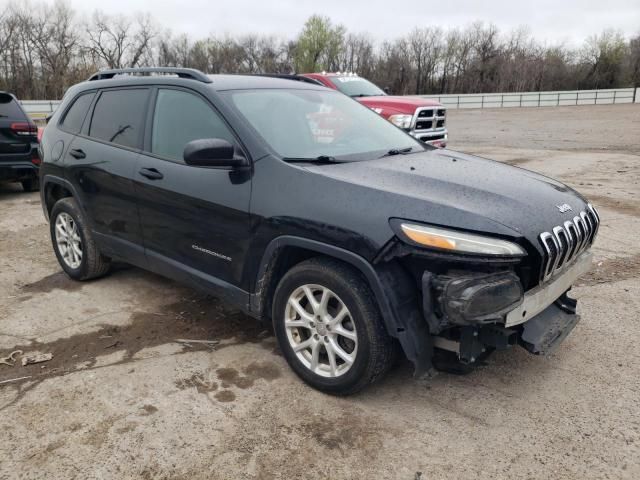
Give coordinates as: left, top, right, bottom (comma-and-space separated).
60, 92, 95, 134
0, 93, 27, 119
88, 89, 149, 149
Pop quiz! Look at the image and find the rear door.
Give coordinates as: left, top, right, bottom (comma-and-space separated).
64, 88, 149, 260
45, 90, 96, 180
0, 93, 37, 161
135, 87, 252, 293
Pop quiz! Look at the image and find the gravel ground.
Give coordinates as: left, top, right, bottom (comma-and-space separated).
1, 104, 639, 480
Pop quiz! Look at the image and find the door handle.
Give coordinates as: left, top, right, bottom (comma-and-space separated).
139, 167, 164, 180
69, 148, 86, 159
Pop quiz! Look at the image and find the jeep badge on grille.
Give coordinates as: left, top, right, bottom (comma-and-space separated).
556, 203, 572, 213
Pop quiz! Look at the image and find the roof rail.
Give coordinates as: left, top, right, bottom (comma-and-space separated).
252, 74, 324, 86
88, 67, 212, 83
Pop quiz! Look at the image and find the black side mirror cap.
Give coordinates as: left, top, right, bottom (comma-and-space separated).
183, 138, 247, 168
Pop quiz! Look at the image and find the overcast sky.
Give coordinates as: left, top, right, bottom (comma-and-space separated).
38, 0, 640, 45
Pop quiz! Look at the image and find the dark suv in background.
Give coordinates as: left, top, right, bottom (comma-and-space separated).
0, 91, 40, 191
39, 68, 599, 395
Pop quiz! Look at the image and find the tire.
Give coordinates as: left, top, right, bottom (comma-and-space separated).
273, 257, 395, 395
21, 178, 39, 192
50, 197, 111, 280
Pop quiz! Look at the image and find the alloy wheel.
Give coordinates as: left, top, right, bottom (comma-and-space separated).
55, 212, 83, 269
284, 284, 358, 378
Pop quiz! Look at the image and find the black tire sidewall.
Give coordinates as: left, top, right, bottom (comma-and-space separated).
50, 199, 90, 280
273, 262, 379, 394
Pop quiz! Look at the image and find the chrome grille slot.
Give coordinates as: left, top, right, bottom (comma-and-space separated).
552, 226, 570, 268
538, 203, 600, 283
540, 232, 559, 279
573, 216, 589, 253
588, 204, 600, 239
563, 220, 577, 259
582, 211, 595, 244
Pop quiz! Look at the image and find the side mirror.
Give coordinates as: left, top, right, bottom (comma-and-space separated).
383, 86, 391, 95
183, 138, 247, 168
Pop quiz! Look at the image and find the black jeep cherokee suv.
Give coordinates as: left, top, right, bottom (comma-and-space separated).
0, 91, 40, 191
39, 68, 599, 395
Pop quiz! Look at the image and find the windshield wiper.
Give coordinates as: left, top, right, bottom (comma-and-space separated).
283, 155, 339, 164
379, 147, 414, 158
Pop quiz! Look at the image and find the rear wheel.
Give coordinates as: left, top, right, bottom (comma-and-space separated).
21, 178, 39, 192
273, 258, 395, 395
50, 197, 111, 280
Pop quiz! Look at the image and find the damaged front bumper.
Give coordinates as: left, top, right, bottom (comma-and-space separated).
429, 251, 592, 363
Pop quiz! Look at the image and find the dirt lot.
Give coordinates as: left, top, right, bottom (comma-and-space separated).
1, 104, 639, 479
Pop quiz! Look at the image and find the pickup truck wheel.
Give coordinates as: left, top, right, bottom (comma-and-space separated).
50, 198, 111, 280
273, 258, 394, 395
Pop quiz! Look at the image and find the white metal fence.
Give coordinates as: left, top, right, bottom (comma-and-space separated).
19, 87, 639, 120
422, 88, 639, 109
20, 100, 61, 120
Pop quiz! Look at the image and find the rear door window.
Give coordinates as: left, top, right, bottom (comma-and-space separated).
0, 93, 27, 120
89, 89, 149, 149
61, 92, 95, 134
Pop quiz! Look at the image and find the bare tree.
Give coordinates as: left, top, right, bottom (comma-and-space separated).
86, 11, 155, 69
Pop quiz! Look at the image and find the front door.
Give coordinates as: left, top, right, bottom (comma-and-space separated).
134, 87, 252, 296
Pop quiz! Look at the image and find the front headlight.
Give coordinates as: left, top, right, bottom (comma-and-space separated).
388, 114, 413, 130
395, 222, 526, 256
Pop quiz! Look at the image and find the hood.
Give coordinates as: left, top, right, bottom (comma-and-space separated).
303, 149, 589, 253
357, 95, 442, 113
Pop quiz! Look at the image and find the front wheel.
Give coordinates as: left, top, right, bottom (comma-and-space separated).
273, 258, 395, 395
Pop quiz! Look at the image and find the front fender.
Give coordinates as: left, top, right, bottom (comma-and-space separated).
252, 235, 432, 376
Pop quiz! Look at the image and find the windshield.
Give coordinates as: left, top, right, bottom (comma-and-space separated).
331, 77, 385, 97
225, 89, 422, 161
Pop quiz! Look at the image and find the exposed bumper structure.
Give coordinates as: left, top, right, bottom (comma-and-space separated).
428, 251, 592, 363
433, 298, 580, 362
520, 302, 580, 355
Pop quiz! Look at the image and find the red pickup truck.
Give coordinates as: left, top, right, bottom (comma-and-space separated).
301, 72, 447, 148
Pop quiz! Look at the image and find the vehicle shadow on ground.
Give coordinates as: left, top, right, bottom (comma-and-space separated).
0, 182, 31, 198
